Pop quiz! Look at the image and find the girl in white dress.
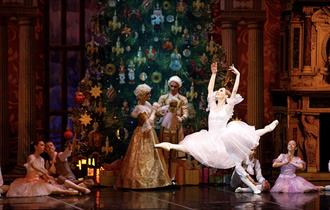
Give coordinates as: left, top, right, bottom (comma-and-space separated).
155, 63, 278, 192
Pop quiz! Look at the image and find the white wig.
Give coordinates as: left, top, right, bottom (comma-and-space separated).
168, 75, 182, 88
134, 84, 152, 97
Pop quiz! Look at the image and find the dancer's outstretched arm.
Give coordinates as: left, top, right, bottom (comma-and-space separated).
228, 64, 240, 99
208, 62, 217, 97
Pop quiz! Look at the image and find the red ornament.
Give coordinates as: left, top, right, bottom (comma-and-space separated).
64, 128, 74, 140
74, 91, 85, 104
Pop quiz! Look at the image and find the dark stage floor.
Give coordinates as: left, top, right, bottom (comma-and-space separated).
1, 185, 330, 210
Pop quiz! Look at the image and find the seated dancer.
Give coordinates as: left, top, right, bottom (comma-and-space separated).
155, 63, 278, 194
0, 166, 9, 197
231, 147, 270, 193
7, 140, 79, 197
271, 140, 325, 193
44, 141, 91, 194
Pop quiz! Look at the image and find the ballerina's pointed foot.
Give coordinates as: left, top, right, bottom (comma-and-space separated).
253, 189, 261, 194
265, 120, 279, 132
154, 142, 171, 151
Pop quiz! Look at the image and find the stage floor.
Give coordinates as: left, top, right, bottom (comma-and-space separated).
1, 185, 329, 210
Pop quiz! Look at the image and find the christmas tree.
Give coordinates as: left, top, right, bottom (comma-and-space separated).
71, 0, 227, 165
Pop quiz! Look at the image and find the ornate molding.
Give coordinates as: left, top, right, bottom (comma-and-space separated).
312, 7, 330, 24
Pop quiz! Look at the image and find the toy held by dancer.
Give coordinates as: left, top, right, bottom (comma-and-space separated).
155, 62, 279, 193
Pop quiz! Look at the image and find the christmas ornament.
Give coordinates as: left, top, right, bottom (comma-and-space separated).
151, 71, 162, 83
139, 72, 148, 81
64, 128, 74, 140
107, 0, 116, 7
145, 45, 156, 61
163, 1, 171, 10
74, 91, 85, 104
182, 48, 191, 57
151, 3, 164, 31
127, 60, 136, 84
108, 11, 122, 31
162, 40, 173, 51
192, 0, 205, 17
169, 48, 182, 71
171, 16, 182, 34
102, 137, 113, 155
186, 82, 198, 102
112, 37, 124, 56
166, 15, 174, 23
88, 122, 102, 148
206, 36, 219, 55
121, 100, 130, 117
116, 128, 129, 140
86, 37, 99, 57
121, 25, 132, 37
90, 85, 102, 98
133, 46, 147, 65
104, 63, 116, 76
176, 0, 187, 14
118, 60, 126, 84
200, 53, 209, 65
142, 0, 153, 11
106, 85, 117, 102
95, 102, 106, 115
79, 113, 92, 126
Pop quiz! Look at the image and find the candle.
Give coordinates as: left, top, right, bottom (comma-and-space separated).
87, 167, 94, 176
81, 159, 87, 164
105, 137, 109, 147
88, 158, 91, 165
96, 168, 100, 184
92, 158, 95, 166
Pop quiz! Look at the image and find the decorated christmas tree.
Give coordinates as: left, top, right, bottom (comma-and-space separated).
71, 0, 227, 165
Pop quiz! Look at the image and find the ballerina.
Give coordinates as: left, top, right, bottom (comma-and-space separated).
271, 140, 325, 193
155, 62, 278, 193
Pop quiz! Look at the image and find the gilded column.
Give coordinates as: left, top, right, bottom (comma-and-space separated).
17, 17, 35, 165
0, 18, 9, 166
247, 22, 264, 128
221, 21, 237, 65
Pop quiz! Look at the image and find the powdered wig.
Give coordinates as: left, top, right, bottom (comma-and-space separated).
134, 84, 152, 97
168, 75, 182, 87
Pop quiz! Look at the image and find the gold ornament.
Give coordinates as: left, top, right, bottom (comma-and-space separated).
90, 85, 102, 98
96, 102, 106, 115
79, 113, 92, 126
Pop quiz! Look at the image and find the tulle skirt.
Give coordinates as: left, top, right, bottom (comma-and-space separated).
179, 120, 260, 169
270, 174, 319, 193
6, 177, 66, 197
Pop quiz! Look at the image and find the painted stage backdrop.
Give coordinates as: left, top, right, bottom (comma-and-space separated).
71, 0, 228, 165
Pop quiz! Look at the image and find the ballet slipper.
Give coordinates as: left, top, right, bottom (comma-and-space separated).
82, 188, 91, 194
154, 142, 171, 151
66, 189, 79, 195
265, 120, 279, 132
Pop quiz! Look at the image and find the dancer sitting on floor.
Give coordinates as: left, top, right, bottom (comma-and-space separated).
155, 62, 279, 194
231, 147, 270, 193
271, 140, 326, 193
7, 140, 79, 197
44, 141, 91, 194
0, 166, 9, 197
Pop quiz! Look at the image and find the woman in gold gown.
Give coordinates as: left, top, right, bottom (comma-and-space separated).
116, 84, 172, 189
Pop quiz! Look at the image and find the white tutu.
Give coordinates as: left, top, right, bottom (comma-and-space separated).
179, 93, 260, 169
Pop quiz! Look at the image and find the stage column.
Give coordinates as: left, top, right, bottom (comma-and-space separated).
221, 21, 237, 65
0, 18, 9, 166
247, 21, 264, 129
17, 17, 36, 165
